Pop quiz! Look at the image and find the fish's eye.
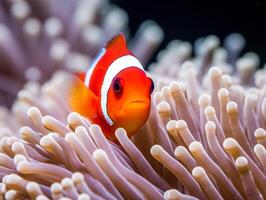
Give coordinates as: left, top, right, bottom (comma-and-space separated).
113, 78, 122, 94
149, 77, 154, 94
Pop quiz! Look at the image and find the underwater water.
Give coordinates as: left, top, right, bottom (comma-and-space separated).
0, 0, 266, 199
113, 0, 266, 65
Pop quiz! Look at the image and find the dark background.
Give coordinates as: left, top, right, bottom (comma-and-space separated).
111, 0, 266, 66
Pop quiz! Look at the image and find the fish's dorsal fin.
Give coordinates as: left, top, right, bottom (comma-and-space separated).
105, 32, 127, 51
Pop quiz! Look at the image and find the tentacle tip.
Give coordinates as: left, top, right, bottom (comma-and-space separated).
192, 166, 205, 178
50, 182, 63, 193
174, 146, 187, 157
115, 127, 127, 138
223, 138, 238, 150
235, 156, 249, 172
189, 141, 203, 152
226, 101, 238, 114
67, 112, 81, 124
176, 120, 187, 130
209, 66, 222, 78
72, 172, 84, 184
61, 177, 74, 188
92, 149, 107, 161
27, 106, 40, 117
150, 144, 163, 156
218, 88, 229, 98
198, 93, 211, 107
166, 120, 177, 131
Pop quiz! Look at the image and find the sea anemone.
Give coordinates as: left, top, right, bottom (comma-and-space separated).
0, 32, 265, 199
1, 1, 266, 200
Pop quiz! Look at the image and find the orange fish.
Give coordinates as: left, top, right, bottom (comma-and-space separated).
69, 33, 154, 141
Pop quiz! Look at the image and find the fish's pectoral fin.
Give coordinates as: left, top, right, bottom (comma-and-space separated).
74, 72, 86, 82
69, 76, 98, 120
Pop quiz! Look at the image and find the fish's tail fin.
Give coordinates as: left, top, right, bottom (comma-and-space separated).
68, 76, 98, 120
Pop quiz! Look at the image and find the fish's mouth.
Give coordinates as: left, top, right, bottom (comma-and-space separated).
129, 100, 149, 104
127, 99, 150, 107
118, 99, 150, 117
116, 99, 150, 128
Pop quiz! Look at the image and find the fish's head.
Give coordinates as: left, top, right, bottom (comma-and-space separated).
107, 67, 154, 137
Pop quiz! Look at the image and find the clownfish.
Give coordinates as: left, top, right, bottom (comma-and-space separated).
69, 33, 154, 141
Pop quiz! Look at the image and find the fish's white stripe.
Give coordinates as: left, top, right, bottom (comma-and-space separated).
84, 48, 106, 87
101, 55, 144, 126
